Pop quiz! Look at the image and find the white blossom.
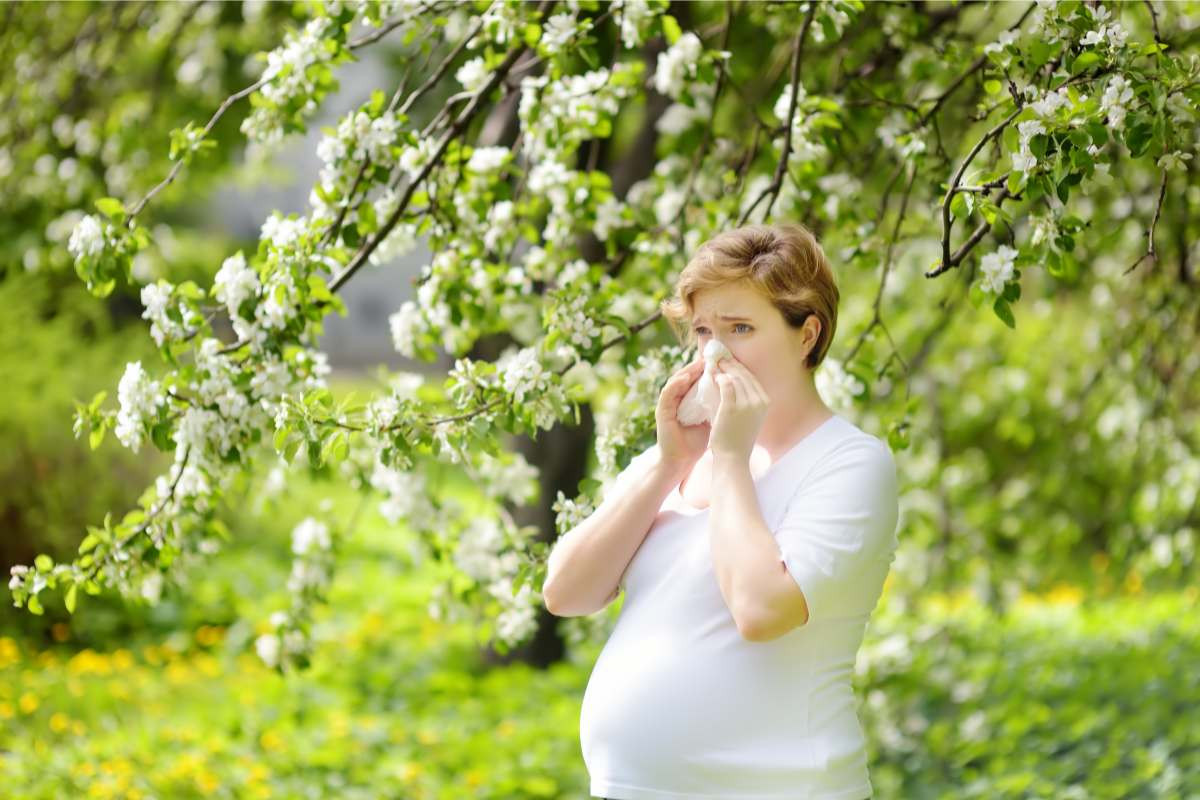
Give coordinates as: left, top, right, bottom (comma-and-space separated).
617, 0, 655, 50
467, 146, 511, 174
653, 32, 703, 100
1156, 151, 1192, 172
1030, 87, 1071, 118
453, 518, 505, 582
212, 251, 259, 319
815, 357, 865, 409
979, 244, 1018, 294
291, 517, 331, 556
499, 346, 553, 403
541, 13, 578, 54
68, 214, 107, 260
1101, 75, 1134, 128
455, 57, 489, 93
593, 196, 625, 241
115, 361, 161, 453
255, 633, 281, 667
389, 299, 424, 358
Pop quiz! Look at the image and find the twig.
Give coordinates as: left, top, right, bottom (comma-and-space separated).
1124, 170, 1168, 275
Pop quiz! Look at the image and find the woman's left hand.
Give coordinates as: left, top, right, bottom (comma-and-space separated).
710, 358, 770, 464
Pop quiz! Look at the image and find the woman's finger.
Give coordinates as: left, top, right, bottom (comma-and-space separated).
720, 359, 767, 406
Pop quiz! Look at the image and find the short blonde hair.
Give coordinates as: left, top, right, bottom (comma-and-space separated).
659, 222, 840, 370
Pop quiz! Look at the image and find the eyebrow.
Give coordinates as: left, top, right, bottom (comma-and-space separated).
693, 313, 753, 324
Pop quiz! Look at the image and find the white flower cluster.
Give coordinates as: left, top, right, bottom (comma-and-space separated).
140, 281, 197, 348
548, 292, 602, 357
1010, 119, 1047, 174
469, 1, 523, 49
1080, 5, 1129, 51
241, 17, 335, 145
1029, 86, 1072, 119
1101, 75, 1135, 129
67, 214, 108, 261
1157, 151, 1193, 172
983, 29, 1018, 59
115, 361, 163, 453
498, 346, 554, 404
452, 517, 540, 647
817, 172, 863, 221
552, 489, 595, 537
615, 0, 659, 50
369, 461, 438, 525
398, 135, 438, 183
291, 516, 331, 556
540, 12, 585, 56
653, 32, 703, 101
477, 450, 540, 505
875, 109, 924, 161
194, 338, 252, 421
212, 251, 260, 320
979, 244, 1018, 295
455, 56, 489, 94
388, 299, 425, 358
519, 64, 637, 163
814, 357, 865, 409
593, 195, 628, 242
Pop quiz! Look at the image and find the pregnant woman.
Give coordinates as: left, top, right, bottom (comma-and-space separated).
542, 222, 900, 800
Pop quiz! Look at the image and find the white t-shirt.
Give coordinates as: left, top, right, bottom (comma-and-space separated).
579, 413, 899, 800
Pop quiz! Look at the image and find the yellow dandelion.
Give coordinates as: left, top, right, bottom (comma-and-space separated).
259, 730, 285, 752
19, 692, 38, 714
0, 702, 13, 719
1123, 570, 1142, 595
49, 712, 71, 733
112, 649, 135, 670
396, 761, 422, 781
195, 771, 220, 793
464, 768, 485, 787
416, 728, 439, 745
72, 720, 86, 736
195, 625, 226, 647
497, 720, 517, 738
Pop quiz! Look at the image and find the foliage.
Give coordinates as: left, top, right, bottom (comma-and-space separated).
0, 470, 1195, 798
3, 0, 1198, 673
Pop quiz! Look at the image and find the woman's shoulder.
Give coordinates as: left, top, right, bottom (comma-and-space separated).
821, 416, 896, 472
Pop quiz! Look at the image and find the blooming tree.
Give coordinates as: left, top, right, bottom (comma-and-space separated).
8, 0, 1200, 672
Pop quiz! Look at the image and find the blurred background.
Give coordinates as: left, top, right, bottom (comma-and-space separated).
1, 1, 1197, 798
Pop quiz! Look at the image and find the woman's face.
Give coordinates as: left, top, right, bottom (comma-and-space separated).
688, 281, 818, 403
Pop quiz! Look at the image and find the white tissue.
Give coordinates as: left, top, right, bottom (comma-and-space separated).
676, 339, 732, 426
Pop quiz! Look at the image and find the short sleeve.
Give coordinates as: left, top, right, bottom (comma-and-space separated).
773, 437, 900, 624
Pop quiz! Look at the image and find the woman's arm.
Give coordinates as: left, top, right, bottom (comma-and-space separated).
542, 449, 684, 617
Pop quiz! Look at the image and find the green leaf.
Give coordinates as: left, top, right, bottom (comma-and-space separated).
89, 425, 106, 450
1070, 50, 1102, 75
992, 296, 1016, 329
95, 197, 126, 220
661, 14, 681, 45
984, 79, 1002, 95
523, 22, 541, 48
27, 595, 44, 615
368, 88, 386, 115
65, 585, 77, 614
950, 192, 969, 221
35, 554, 53, 571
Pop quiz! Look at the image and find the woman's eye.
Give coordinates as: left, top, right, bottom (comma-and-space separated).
693, 324, 751, 335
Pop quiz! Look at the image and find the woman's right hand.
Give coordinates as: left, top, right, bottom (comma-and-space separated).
655, 357, 711, 476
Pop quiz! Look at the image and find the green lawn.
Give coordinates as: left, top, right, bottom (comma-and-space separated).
1, 457, 1196, 799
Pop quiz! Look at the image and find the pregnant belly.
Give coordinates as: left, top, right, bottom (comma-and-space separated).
580, 625, 825, 791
